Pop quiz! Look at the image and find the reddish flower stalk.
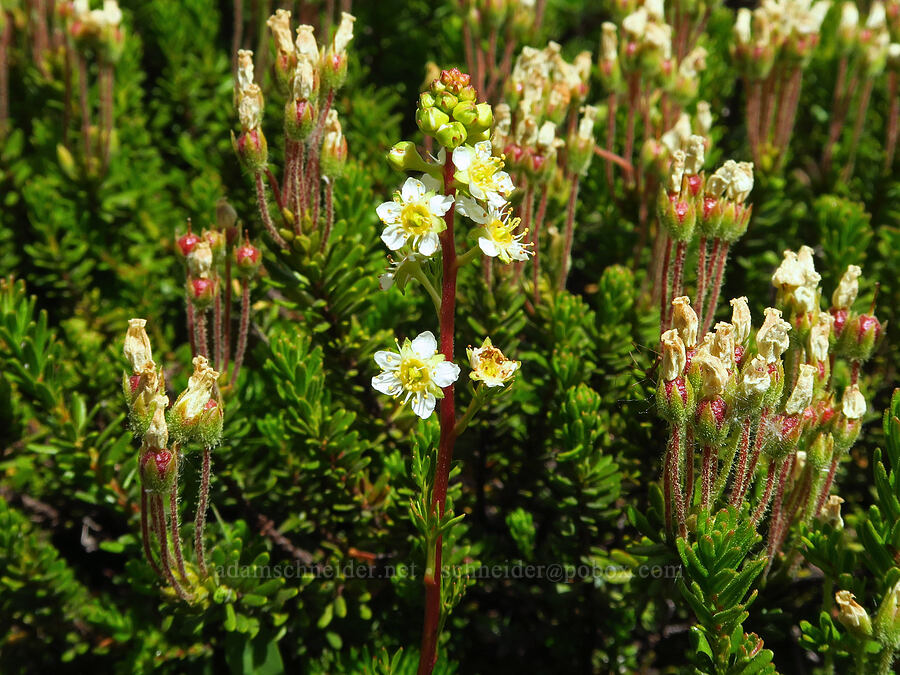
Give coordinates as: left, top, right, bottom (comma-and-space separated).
532, 185, 549, 306
418, 152, 459, 675
842, 77, 875, 183
230, 278, 250, 385
231, 0, 243, 75
695, 236, 708, 320
764, 453, 794, 565
195, 311, 209, 359
701, 240, 728, 335
683, 426, 695, 513
321, 180, 334, 252
186, 300, 196, 358
77, 55, 91, 157
752, 456, 784, 525
668, 241, 688, 325
885, 72, 899, 172
623, 73, 640, 174
513, 185, 533, 284
738, 409, 768, 504
557, 173, 580, 291
659, 235, 672, 331
663, 441, 673, 535
255, 173, 287, 248
223, 246, 234, 372
213, 290, 223, 371
729, 417, 752, 507
606, 92, 617, 192
593, 145, 634, 175
194, 447, 212, 578
169, 476, 188, 581
813, 454, 841, 517
153, 494, 191, 601
701, 445, 714, 510
264, 167, 284, 212
141, 490, 163, 578
671, 425, 687, 538
822, 56, 849, 173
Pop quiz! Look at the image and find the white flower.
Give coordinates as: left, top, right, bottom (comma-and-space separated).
832, 264, 862, 309
660, 329, 686, 382
467, 337, 520, 387
236, 50, 255, 94
331, 12, 356, 55
371, 331, 460, 419
376, 176, 453, 257
730, 296, 751, 345
267, 9, 294, 55
785, 363, 817, 415
456, 197, 532, 263
671, 296, 698, 349
124, 318, 153, 373
741, 355, 771, 397
842, 384, 866, 419
757, 307, 792, 363
452, 141, 514, 207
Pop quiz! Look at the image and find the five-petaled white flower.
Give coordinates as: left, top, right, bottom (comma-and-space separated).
467, 337, 520, 387
371, 331, 460, 419
452, 141, 514, 207
456, 197, 532, 263
376, 176, 453, 257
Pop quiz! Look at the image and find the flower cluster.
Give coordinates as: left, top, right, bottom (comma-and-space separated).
655, 244, 877, 563
372, 68, 522, 419
122, 319, 225, 599
231, 10, 356, 250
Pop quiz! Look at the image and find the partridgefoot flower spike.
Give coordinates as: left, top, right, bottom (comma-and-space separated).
122, 319, 224, 601
372, 68, 524, 675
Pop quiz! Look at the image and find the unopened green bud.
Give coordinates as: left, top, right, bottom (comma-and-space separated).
387, 141, 431, 173
140, 447, 177, 494
657, 189, 697, 242
434, 121, 467, 149
231, 128, 268, 173
416, 106, 451, 135
284, 99, 317, 141
452, 100, 478, 127
874, 581, 900, 649
436, 91, 459, 113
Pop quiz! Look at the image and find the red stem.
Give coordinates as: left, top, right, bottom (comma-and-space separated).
532, 185, 548, 306
418, 152, 458, 675
701, 240, 728, 335
557, 173, 580, 290
154, 494, 191, 601
885, 72, 899, 173
752, 457, 782, 525
659, 235, 672, 332
813, 454, 841, 517
231, 279, 251, 385
169, 477, 188, 580
730, 417, 752, 507
141, 489, 163, 578
255, 172, 287, 248
695, 236, 708, 319
194, 447, 211, 578
195, 310, 209, 359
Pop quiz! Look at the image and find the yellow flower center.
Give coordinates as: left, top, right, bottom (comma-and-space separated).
469, 157, 503, 191
399, 358, 430, 392
487, 217, 518, 245
476, 348, 506, 378
401, 202, 436, 236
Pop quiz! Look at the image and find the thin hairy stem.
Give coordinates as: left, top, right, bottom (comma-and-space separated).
194, 447, 211, 578
231, 279, 250, 385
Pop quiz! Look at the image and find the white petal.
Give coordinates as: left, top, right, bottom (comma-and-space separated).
411, 391, 437, 419
411, 331, 438, 358
455, 196, 487, 223
431, 360, 460, 387
494, 171, 514, 193
474, 141, 493, 160
381, 225, 408, 251
452, 146, 473, 170
509, 243, 530, 261
376, 201, 402, 224
418, 233, 440, 257
372, 372, 403, 396
374, 350, 401, 371
421, 173, 443, 193
486, 190, 507, 208
378, 273, 394, 290
429, 194, 453, 216
478, 236, 500, 258
401, 177, 426, 203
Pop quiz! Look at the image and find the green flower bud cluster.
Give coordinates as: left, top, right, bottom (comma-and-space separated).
417, 68, 493, 149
